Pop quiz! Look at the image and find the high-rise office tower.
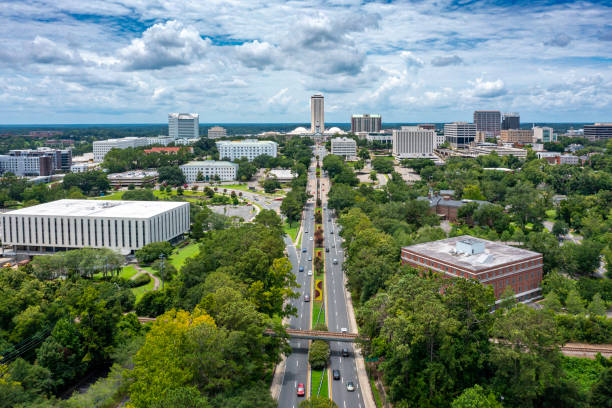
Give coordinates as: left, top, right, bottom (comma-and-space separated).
311, 95, 324, 134
351, 114, 381, 133
584, 123, 612, 141
444, 122, 477, 148
473, 110, 501, 137
502, 112, 520, 130
169, 113, 199, 139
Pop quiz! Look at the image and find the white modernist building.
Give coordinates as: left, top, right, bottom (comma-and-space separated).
180, 160, 238, 182
392, 126, 436, 158
216, 139, 278, 161
0, 199, 190, 255
169, 113, 199, 139
207, 126, 227, 139
444, 122, 477, 149
311, 94, 325, 134
331, 137, 357, 158
532, 126, 556, 143
93, 136, 177, 162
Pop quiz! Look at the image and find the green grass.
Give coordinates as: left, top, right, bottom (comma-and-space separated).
118, 265, 138, 279
284, 220, 300, 242
371, 376, 383, 408
297, 232, 303, 250
546, 209, 557, 220
170, 242, 200, 269
93, 191, 124, 200
131, 272, 155, 302
312, 301, 325, 327
311, 368, 329, 398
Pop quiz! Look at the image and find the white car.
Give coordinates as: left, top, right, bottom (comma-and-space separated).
310, 237, 313, 241
308, 270, 313, 276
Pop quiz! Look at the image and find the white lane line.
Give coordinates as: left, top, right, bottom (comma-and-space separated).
297, 361, 299, 367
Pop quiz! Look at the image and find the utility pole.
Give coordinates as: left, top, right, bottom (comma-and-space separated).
159, 254, 165, 290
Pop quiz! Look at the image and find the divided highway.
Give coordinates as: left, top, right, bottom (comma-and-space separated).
277, 145, 367, 408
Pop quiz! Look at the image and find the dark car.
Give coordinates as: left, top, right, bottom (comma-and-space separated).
333, 369, 340, 380
304, 295, 310, 302
325, 247, 329, 253
302, 248, 307, 253
299, 266, 304, 272
342, 348, 350, 357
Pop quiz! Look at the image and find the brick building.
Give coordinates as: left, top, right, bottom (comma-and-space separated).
417, 191, 489, 222
401, 236, 543, 302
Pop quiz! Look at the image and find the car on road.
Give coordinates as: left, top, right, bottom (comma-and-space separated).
302, 248, 307, 253
346, 381, 355, 392
308, 256, 312, 261
310, 237, 313, 241
341, 327, 348, 334
342, 348, 350, 357
325, 247, 329, 252
308, 270, 312, 275
330, 230, 334, 234
333, 259, 338, 264
304, 230, 308, 233
297, 383, 305, 397
333, 369, 340, 380
299, 266, 304, 272
304, 295, 310, 302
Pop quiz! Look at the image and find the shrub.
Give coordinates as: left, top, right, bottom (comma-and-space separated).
308, 340, 330, 370
129, 273, 151, 288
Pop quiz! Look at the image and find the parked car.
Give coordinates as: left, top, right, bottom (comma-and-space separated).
299, 266, 304, 272
333, 369, 340, 380
346, 381, 355, 392
297, 383, 305, 397
342, 348, 350, 357
304, 295, 310, 302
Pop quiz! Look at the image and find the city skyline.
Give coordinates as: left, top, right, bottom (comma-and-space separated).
0, 1, 611, 124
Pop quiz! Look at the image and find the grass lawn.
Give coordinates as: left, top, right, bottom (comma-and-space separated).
297, 232, 303, 250
312, 301, 325, 327
370, 377, 383, 408
284, 220, 300, 242
311, 369, 329, 398
118, 265, 138, 279
546, 209, 557, 220
171, 242, 200, 269
131, 273, 155, 302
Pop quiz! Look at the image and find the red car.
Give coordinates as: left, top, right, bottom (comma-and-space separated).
297, 383, 305, 397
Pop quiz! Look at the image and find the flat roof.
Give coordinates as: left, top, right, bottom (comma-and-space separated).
181, 160, 237, 166
3, 199, 187, 219
403, 235, 540, 271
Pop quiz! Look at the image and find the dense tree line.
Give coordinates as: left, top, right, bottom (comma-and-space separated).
324, 142, 612, 407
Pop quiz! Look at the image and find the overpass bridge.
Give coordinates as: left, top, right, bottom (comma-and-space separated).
264, 328, 359, 343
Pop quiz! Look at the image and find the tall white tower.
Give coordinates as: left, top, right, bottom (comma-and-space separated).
310, 94, 324, 134
168, 113, 199, 139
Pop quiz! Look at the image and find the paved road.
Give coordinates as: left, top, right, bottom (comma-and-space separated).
278, 171, 317, 408
317, 145, 366, 408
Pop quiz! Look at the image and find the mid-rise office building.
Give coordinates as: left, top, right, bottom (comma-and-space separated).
501, 112, 520, 130
0, 148, 72, 177
444, 122, 477, 148
180, 160, 238, 182
392, 126, 435, 158
500, 129, 534, 144
330, 137, 357, 158
311, 94, 325, 134
351, 114, 381, 133
584, 123, 612, 141
168, 113, 199, 139
532, 127, 556, 143
216, 139, 278, 161
474, 110, 501, 137
93, 137, 151, 162
0, 199, 190, 255
434, 133, 446, 148
207, 126, 227, 139
401, 236, 543, 301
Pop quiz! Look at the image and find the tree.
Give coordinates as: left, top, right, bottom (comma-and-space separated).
462, 184, 486, 201
589, 367, 612, 408
308, 340, 330, 369
371, 156, 394, 173
196, 171, 204, 182
561, 240, 604, 277
263, 178, 281, 193
158, 165, 186, 186
358, 148, 370, 161
552, 220, 569, 239
135, 241, 174, 264
254, 209, 283, 230
322, 155, 344, 178
542, 291, 562, 313
369, 170, 377, 182
327, 183, 356, 211
62, 170, 109, 196
587, 292, 606, 316
151, 386, 210, 408
451, 385, 502, 408
281, 192, 302, 225
299, 396, 339, 408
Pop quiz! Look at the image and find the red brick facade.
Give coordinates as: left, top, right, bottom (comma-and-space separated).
401, 248, 543, 301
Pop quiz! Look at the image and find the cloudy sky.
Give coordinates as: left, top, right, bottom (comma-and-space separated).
1, 0, 611, 124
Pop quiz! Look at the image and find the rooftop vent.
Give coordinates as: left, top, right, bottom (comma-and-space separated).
455, 239, 485, 256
